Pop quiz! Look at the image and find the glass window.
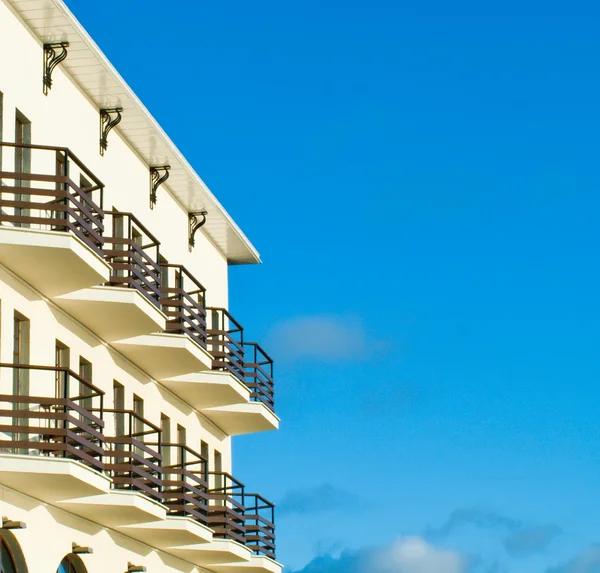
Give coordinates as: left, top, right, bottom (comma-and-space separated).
57, 557, 76, 573
0, 538, 17, 573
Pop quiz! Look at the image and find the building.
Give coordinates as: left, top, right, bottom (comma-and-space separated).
0, 1, 280, 572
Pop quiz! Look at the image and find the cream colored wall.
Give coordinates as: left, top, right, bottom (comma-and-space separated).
0, 265, 233, 473
0, 0, 229, 309
0, 486, 211, 573
0, 0, 237, 465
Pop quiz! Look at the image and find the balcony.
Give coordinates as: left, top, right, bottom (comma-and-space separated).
208, 471, 246, 545
162, 443, 209, 525
161, 264, 207, 349
200, 309, 278, 434
60, 408, 166, 527
244, 494, 275, 560
243, 343, 275, 412
207, 308, 245, 382
55, 211, 167, 341
103, 408, 163, 503
0, 363, 109, 500
0, 143, 111, 296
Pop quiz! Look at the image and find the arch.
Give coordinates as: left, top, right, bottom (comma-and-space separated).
0, 530, 28, 573
57, 554, 87, 573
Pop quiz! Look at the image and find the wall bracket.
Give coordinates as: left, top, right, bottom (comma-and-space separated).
43, 42, 69, 95
149, 165, 170, 209
99, 107, 123, 156
189, 211, 208, 251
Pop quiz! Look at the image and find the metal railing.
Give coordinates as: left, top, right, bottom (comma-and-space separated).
103, 211, 161, 307
207, 308, 245, 382
243, 342, 275, 411
161, 264, 207, 348
0, 364, 105, 472
244, 493, 276, 559
100, 408, 162, 503
0, 142, 104, 254
208, 471, 246, 544
161, 443, 209, 524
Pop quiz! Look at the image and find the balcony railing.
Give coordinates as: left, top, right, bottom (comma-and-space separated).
103, 211, 161, 307
243, 343, 275, 412
0, 364, 105, 472
0, 142, 104, 254
207, 308, 245, 382
161, 264, 207, 348
162, 443, 209, 524
208, 471, 246, 545
100, 409, 162, 503
244, 493, 276, 559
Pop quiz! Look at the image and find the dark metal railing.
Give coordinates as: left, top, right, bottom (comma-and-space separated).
243, 342, 275, 412
103, 211, 161, 307
207, 308, 245, 382
161, 264, 207, 348
0, 364, 105, 472
208, 471, 246, 544
99, 408, 162, 503
244, 493, 276, 559
0, 142, 104, 254
161, 443, 209, 524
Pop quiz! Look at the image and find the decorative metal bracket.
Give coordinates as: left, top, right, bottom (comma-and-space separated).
43, 42, 69, 95
149, 165, 170, 209
189, 211, 208, 251
99, 107, 123, 156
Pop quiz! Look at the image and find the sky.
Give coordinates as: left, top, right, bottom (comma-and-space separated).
65, 1, 600, 572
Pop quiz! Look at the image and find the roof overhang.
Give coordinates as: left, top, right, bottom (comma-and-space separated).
4, 0, 261, 265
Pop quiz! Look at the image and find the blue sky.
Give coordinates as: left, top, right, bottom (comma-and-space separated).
67, 1, 600, 571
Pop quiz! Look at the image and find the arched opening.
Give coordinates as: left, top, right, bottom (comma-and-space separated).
0, 531, 28, 573
57, 554, 87, 573
0, 538, 16, 573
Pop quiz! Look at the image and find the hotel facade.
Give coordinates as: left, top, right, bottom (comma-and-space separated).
0, 2, 280, 572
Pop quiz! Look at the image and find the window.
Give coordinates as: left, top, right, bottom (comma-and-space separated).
14, 110, 31, 226
214, 449, 223, 491
201, 440, 209, 481
161, 413, 171, 466
13, 312, 29, 396
0, 538, 17, 573
133, 394, 144, 437
57, 555, 87, 573
55, 340, 70, 399
79, 357, 92, 408
176, 424, 186, 465
113, 381, 125, 439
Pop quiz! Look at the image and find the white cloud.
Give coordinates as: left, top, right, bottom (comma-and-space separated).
372, 537, 470, 573
291, 536, 470, 573
266, 314, 384, 361
546, 545, 600, 573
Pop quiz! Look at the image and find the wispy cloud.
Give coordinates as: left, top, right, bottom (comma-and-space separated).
266, 314, 387, 362
545, 545, 600, 573
504, 524, 561, 556
425, 508, 520, 539
425, 507, 561, 557
278, 484, 363, 518
289, 537, 471, 573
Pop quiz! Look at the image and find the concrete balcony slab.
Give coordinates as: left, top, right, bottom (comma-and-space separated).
162, 371, 249, 411
202, 402, 280, 436
210, 556, 283, 573
167, 539, 252, 566
0, 454, 109, 502
118, 515, 213, 548
54, 286, 167, 342
57, 490, 167, 527
113, 333, 213, 380
0, 227, 110, 297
